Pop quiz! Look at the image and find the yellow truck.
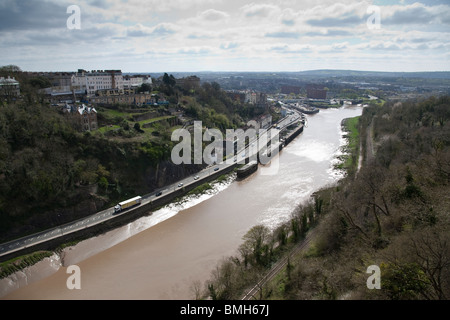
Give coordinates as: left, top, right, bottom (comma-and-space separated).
114, 196, 142, 213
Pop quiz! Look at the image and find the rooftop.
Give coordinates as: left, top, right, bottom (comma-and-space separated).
0, 76, 19, 86
64, 103, 97, 115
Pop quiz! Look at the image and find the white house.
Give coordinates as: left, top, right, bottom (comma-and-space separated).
71, 69, 124, 96
123, 75, 152, 89
0, 76, 20, 97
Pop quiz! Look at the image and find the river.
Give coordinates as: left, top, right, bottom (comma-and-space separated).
1, 105, 363, 300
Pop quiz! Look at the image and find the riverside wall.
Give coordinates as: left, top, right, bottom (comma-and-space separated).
284, 123, 304, 145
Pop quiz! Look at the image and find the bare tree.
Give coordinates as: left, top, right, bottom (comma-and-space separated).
190, 280, 204, 300
409, 228, 450, 300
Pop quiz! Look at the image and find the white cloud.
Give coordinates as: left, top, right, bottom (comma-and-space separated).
198, 9, 229, 21
127, 23, 178, 38
220, 42, 239, 50
1, 0, 449, 72
178, 46, 213, 55
382, 2, 450, 26
240, 3, 280, 18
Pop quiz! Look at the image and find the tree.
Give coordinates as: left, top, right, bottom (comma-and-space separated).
211, 81, 221, 91
133, 122, 143, 133
275, 223, 288, 247
0, 65, 21, 73
98, 176, 109, 191
208, 283, 218, 300
409, 228, 450, 299
301, 213, 309, 238
239, 225, 272, 267
434, 104, 450, 127
381, 262, 430, 300
163, 73, 176, 87
315, 196, 324, 215
290, 216, 300, 241
120, 119, 130, 131
97, 164, 110, 179
208, 258, 239, 300
29, 77, 51, 89
190, 280, 203, 300
137, 83, 152, 93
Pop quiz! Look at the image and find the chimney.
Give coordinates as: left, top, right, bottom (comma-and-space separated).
111, 70, 116, 89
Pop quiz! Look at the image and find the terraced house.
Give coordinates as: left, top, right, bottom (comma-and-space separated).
63, 103, 98, 132
71, 69, 124, 96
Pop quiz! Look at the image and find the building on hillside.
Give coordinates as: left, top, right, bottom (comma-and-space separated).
25, 72, 74, 94
226, 89, 268, 108
63, 104, 98, 132
45, 72, 73, 93
71, 69, 124, 96
256, 114, 272, 130
27, 72, 80, 102
37, 70, 153, 104
43, 89, 85, 104
281, 85, 302, 95
245, 90, 268, 108
176, 76, 200, 91
95, 88, 137, 96
88, 92, 160, 106
0, 76, 20, 97
226, 90, 247, 104
306, 84, 327, 100
123, 75, 152, 90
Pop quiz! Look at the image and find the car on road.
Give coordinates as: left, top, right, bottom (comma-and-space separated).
194, 176, 200, 180
214, 167, 219, 171
156, 191, 162, 197
178, 183, 184, 187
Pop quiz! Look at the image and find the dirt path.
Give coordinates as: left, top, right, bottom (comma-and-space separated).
365, 118, 376, 163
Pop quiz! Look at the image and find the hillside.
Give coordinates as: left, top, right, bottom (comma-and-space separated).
297, 69, 450, 79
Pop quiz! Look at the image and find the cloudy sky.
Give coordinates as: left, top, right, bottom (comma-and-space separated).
0, 0, 449, 73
